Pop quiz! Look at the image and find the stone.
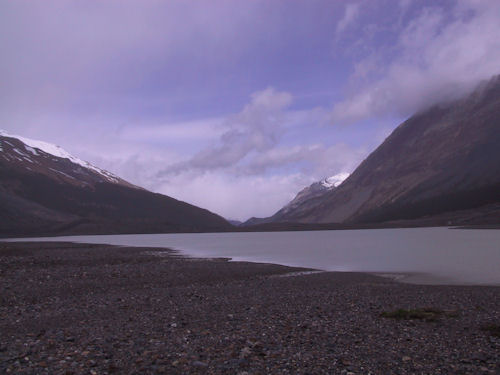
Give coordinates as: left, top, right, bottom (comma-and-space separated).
192, 360, 208, 367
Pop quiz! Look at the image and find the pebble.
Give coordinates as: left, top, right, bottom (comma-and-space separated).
192, 360, 208, 367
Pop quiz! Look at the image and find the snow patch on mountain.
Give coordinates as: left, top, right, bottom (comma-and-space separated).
24, 145, 39, 156
320, 172, 350, 189
0, 129, 119, 183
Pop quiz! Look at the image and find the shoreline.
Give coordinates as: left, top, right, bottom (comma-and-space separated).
1, 222, 498, 240
1, 241, 499, 374
4, 236, 500, 287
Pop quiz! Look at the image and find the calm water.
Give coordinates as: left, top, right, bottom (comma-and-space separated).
7, 228, 500, 285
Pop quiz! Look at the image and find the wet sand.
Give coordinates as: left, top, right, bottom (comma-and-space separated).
1, 242, 499, 374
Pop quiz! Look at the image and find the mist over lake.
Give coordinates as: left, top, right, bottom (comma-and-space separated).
12, 228, 500, 285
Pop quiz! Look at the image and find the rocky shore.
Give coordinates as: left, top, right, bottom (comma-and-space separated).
1, 242, 498, 374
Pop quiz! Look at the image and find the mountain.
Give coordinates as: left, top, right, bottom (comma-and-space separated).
277, 173, 349, 216
242, 173, 349, 226
0, 131, 231, 236
252, 76, 500, 226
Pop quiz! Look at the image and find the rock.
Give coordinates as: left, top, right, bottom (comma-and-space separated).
239, 347, 252, 358
192, 360, 208, 367
340, 358, 351, 366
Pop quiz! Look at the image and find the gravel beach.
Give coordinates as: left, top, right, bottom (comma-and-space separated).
1, 242, 499, 374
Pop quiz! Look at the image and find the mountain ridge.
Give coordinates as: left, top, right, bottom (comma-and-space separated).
0, 132, 231, 236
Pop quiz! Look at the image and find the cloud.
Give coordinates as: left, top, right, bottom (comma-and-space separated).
331, 0, 500, 124
154, 141, 365, 221
336, 3, 360, 35
158, 87, 293, 176
156, 172, 310, 221
237, 143, 364, 177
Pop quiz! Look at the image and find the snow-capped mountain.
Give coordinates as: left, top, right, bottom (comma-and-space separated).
0, 130, 130, 188
279, 173, 350, 215
0, 131, 231, 236
242, 173, 349, 226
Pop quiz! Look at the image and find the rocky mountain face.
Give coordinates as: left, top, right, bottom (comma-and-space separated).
0, 132, 231, 236
253, 76, 500, 226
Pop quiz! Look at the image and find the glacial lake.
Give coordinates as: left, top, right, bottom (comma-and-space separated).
6, 228, 500, 285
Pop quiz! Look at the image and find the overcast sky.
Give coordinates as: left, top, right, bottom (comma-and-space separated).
1, 0, 499, 220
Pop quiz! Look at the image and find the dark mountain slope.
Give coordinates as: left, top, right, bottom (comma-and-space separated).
261, 76, 500, 225
0, 133, 231, 236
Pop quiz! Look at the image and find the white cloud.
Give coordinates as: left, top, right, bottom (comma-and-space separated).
336, 3, 360, 35
238, 143, 364, 177
158, 87, 293, 175
331, 1, 500, 124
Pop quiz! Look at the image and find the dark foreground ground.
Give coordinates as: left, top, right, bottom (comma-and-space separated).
1, 242, 498, 374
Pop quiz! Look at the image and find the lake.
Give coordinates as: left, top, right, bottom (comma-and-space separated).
6, 228, 500, 285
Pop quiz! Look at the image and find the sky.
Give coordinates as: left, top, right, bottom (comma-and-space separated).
1, 0, 500, 221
